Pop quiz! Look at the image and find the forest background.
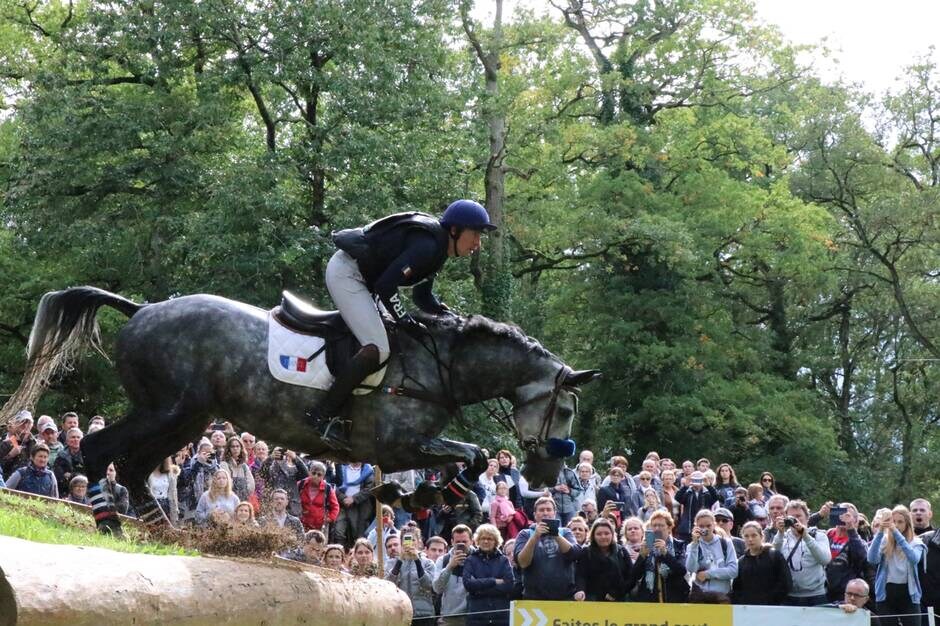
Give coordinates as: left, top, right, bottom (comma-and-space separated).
0, 0, 937, 512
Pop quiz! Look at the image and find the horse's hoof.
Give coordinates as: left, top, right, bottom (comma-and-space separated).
371, 482, 406, 505
468, 447, 488, 475
96, 518, 124, 538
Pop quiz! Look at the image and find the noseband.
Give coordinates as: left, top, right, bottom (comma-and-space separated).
483, 364, 575, 454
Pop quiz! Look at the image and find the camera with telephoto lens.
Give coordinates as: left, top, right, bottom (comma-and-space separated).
783, 516, 798, 528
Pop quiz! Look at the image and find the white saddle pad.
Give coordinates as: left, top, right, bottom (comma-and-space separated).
266, 312, 385, 394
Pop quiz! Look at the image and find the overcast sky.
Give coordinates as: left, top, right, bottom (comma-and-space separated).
475, 0, 940, 94
752, 0, 940, 94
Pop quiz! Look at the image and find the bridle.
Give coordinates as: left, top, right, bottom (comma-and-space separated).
481, 364, 575, 454
378, 324, 575, 454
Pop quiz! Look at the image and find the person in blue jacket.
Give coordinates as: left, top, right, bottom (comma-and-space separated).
306, 200, 496, 449
463, 523, 514, 626
867, 505, 926, 626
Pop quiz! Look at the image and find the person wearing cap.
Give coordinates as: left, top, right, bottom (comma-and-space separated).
303, 200, 497, 450
0, 409, 37, 477
714, 508, 745, 557
674, 471, 720, 542
5, 442, 58, 498
37, 420, 64, 466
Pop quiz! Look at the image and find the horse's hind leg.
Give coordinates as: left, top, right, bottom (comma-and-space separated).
82, 414, 144, 535
113, 425, 195, 530
82, 408, 197, 534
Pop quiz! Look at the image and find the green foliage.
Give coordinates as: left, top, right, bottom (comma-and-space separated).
1, 0, 937, 514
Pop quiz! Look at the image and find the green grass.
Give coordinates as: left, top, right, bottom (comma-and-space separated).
0, 490, 197, 556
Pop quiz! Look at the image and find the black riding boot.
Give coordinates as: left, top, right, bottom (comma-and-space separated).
305, 344, 380, 451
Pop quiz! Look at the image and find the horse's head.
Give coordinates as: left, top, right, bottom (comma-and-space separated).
513, 366, 601, 488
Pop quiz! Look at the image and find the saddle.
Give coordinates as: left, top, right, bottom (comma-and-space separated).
273, 291, 395, 376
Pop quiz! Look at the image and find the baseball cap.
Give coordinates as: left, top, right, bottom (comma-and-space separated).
41, 423, 58, 434
13, 409, 33, 424
690, 471, 705, 482
714, 507, 733, 521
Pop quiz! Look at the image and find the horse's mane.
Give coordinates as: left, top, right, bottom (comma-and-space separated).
416, 312, 556, 360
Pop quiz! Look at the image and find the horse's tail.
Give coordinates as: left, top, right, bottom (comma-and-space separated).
1, 287, 145, 426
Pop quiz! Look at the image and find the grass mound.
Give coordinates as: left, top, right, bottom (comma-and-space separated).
0, 489, 299, 560
0, 490, 195, 556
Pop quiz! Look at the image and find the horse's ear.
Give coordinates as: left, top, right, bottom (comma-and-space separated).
565, 369, 602, 387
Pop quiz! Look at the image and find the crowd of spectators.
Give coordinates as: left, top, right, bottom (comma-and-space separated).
3, 409, 938, 626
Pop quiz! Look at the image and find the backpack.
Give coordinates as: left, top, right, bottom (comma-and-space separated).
825, 536, 873, 598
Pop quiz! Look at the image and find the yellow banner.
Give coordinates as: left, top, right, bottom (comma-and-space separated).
512, 601, 733, 626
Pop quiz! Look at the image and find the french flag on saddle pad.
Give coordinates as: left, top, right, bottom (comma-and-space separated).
279, 355, 308, 372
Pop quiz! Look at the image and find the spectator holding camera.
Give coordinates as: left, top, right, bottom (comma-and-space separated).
772, 499, 831, 606
261, 447, 309, 517
729, 487, 753, 537
675, 471, 720, 542
179, 440, 218, 523
867, 505, 925, 626
597, 466, 643, 519
732, 521, 791, 605
685, 509, 738, 603
463, 524, 514, 626
629, 510, 689, 603
824, 503, 869, 602
386, 527, 436, 625
574, 517, 630, 602
434, 524, 474, 626
763, 494, 790, 542
514, 496, 582, 600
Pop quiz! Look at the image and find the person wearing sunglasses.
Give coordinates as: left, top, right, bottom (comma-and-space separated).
298, 460, 339, 534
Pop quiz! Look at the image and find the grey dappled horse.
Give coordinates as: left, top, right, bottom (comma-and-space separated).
3, 287, 599, 534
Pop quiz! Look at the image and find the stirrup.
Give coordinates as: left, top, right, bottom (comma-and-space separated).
308, 411, 351, 452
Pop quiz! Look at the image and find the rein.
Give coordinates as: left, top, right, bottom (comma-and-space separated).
376, 323, 572, 454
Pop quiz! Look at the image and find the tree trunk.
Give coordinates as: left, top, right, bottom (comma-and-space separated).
0, 534, 411, 626
464, 0, 511, 320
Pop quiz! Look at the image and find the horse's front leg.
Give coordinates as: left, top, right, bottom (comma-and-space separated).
415, 437, 488, 474
371, 437, 487, 509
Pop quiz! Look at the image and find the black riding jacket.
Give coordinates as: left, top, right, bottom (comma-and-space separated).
332, 212, 449, 322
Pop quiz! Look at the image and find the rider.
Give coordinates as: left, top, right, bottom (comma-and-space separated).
305, 200, 497, 449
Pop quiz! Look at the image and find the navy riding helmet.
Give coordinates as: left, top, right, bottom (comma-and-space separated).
440, 199, 498, 231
